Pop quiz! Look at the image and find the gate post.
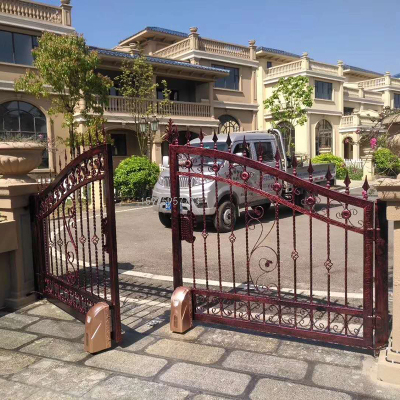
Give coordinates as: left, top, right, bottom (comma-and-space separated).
375, 199, 389, 348
169, 145, 183, 289
103, 144, 122, 343
375, 178, 400, 385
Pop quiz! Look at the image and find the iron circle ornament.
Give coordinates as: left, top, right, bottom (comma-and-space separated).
341, 209, 352, 220
241, 171, 250, 181
305, 195, 316, 207
212, 164, 220, 173
185, 159, 192, 169
272, 182, 282, 193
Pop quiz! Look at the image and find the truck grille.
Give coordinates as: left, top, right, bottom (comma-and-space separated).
163, 176, 190, 188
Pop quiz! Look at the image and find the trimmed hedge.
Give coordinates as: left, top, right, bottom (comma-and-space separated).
311, 153, 347, 180
114, 156, 160, 200
374, 148, 400, 177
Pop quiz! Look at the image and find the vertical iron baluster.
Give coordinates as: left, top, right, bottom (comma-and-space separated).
78, 185, 87, 290
308, 161, 314, 330
62, 202, 68, 277
227, 134, 236, 319
199, 130, 209, 301
212, 133, 223, 296
85, 182, 93, 295
91, 180, 100, 297
291, 154, 298, 327
47, 214, 54, 276
242, 137, 251, 320
99, 176, 107, 299
274, 149, 282, 325
186, 131, 196, 289
56, 205, 63, 277
325, 166, 333, 332
52, 208, 59, 277
344, 172, 351, 335
43, 216, 49, 274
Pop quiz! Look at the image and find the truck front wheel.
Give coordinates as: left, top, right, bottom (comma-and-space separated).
159, 212, 172, 228
214, 201, 237, 232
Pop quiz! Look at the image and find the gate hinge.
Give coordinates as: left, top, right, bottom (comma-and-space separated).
368, 315, 382, 329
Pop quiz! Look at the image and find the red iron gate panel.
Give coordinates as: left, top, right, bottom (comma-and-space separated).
168, 133, 388, 351
32, 144, 121, 343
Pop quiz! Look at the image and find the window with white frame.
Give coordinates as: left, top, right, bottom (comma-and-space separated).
315, 81, 333, 100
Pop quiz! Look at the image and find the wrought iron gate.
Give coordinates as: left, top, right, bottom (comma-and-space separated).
169, 131, 389, 351
31, 142, 121, 343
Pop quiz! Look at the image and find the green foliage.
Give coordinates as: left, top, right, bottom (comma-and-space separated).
116, 53, 171, 160
264, 76, 313, 153
15, 32, 112, 149
312, 153, 347, 180
114, 156, 160, 200
373, 148, 400, 176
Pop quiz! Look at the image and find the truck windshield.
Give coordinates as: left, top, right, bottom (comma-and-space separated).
190, 142, 228, 165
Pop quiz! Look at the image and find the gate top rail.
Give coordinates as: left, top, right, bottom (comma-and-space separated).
36, 145, 107, 220
170, 144, 373, 209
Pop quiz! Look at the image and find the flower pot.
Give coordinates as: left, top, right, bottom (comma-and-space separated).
0, 142, 45, 183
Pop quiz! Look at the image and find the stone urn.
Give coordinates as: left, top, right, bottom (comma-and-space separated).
0, 142, 45, 183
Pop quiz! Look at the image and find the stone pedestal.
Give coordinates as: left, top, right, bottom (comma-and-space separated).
361, 148, 375, 181
0, 180, 38, 309
375, 179, 400, 385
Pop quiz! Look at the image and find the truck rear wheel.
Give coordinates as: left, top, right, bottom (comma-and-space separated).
159, 212, 172, 228
214, 201, 237, 232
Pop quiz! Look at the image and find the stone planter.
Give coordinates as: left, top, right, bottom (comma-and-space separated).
0, 142, 45, 183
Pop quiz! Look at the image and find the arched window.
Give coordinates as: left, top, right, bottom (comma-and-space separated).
218, 115, 240, 134
315, 119, 332, 155
0, 101, 48, 167
277, 121, 295, 155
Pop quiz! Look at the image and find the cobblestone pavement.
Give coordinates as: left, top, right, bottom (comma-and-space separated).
1, 277, 400, 400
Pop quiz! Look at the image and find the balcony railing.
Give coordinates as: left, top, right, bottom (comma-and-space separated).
104, 96, 211, 118
0, 0, 62, 24
153, 36, 251, 60
358, 77, 386, 89
344, 87, 383, 102
153, 38, 191, 59
198, 38, 250, 59
340, 114, 376, 127
265, 59, 341, 80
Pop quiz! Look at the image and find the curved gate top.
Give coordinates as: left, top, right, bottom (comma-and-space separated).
32, 142, 121, 343
168, 131, 389, 351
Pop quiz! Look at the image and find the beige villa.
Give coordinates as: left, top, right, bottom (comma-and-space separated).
0, 0, 399, 174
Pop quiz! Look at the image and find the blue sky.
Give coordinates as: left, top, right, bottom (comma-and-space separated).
49, 0, 399, 74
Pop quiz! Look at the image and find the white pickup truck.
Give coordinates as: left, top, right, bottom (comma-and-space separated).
152, 129, 336, 232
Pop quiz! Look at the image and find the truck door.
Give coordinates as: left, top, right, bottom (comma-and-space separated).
250, 140, 276, 203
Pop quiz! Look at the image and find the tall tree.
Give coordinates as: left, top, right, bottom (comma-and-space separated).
264, 76, 313, 155
15, 32, 112, 154
116, 51, 171, 160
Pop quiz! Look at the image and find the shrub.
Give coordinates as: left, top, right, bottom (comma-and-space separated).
373, 148, 400, 177
311, 153, 347, 180
114, 156, 160, 200
348, 166, 363, 181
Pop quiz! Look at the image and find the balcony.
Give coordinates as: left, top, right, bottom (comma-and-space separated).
340, 114, 376, 129
0, 0, 64, 23
344, 87, 383, 102
152, 28, 255, 61
104, 96, 212, 118
264, 57, 341, 81
357, 74, 400, 90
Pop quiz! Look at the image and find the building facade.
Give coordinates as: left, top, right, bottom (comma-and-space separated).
0, 0, 399, 174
